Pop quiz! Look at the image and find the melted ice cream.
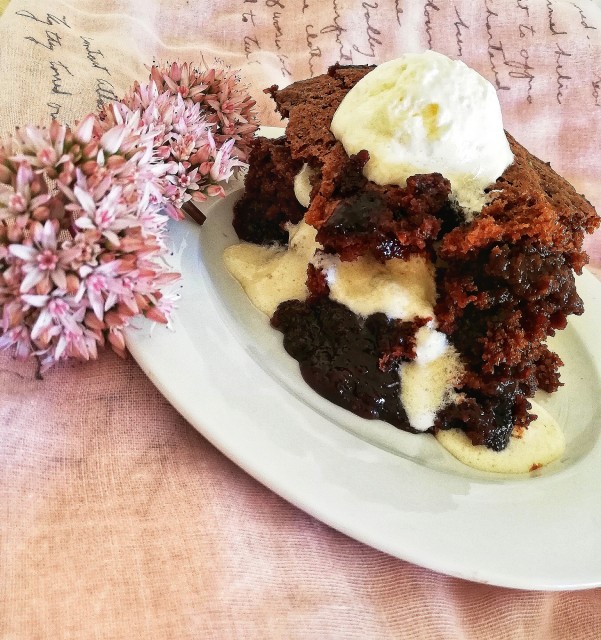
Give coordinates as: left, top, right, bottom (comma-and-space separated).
399, 325, 462, 432
223, 222, 318, 317
330, 51, 514, 215
436, 401, 565, 473
293, 164, 314, 208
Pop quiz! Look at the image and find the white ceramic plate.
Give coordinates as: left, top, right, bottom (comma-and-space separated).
126, 128, 601, 590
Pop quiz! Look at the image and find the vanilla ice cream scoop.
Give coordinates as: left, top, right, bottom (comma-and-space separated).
330, 51, 514, 215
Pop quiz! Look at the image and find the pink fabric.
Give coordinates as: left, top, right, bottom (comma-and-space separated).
2, 0, 601, 637
3, 352, 601, 639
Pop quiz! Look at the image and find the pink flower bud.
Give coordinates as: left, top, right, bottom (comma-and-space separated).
117, 303, 136, 319
84, 311, 105, 331
32, 206, 50, 222
106, 155, 126, 170
104, 310, 125, 328
100, 126, 126, 154
80, 160, 98, 176
8, 193, 27, 213
66, 274, 80, 294
108, 329, 126, 356
74, 114, 96, 144
35, 279, 51, 295
37, 147, 57, 166
0, 164, 12, 184
191, 191, 207, 203
207, 184, 225, 198
134, 293, 150, 311
144, 306, 168, 324
82, 141, 99, 158
7, 225, 24, 243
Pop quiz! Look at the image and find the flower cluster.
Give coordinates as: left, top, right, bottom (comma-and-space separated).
102, 62, 257, 219
0, 63, 258, 371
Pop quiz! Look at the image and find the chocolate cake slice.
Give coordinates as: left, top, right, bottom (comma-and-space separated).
230, 61, 599, 454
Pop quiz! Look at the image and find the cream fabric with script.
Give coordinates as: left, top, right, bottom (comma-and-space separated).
2, 0, 601, 210
2, 1, 601, 639
2, 0, 600, 263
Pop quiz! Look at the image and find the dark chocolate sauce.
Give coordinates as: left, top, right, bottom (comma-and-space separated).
271, 297, 422, 431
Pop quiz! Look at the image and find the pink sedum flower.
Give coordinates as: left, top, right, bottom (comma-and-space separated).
9, 219, 70, 293
0, 324, 33, 360
0, 60, 258, 370
103, 61, 258, 220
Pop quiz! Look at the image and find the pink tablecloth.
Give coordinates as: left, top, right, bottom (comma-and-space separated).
2, 0, 601, 637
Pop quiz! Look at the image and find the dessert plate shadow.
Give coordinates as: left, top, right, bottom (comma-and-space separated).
126, 128, 601, 590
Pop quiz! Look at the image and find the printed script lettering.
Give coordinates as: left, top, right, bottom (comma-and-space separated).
305, 23, 322, 77
394, 0, 403, 27
547, 0, 567, 35
17, 9, 71, 118
485, 0, 510, 91
13, 0, 601, 121
453, 7, 469, 58
241, 0, 262, 67
79, 36, 118, 108
512, 0, 535, 103
554, 42, 572, 104
352, 2, 382, 59
80, 37, 111, 76
506, 49, 534, 103
321, 0, 352, 64
15, 10, 70, 28
25, 29, 62, 51
593, 75, 601, 107
571, 2, 597, 37
269, 1, 291, 78
49, 60, 73, 97
424, 0, 440, 50
16, 8, 116, 119
224, 0, 599, 110
94, 79, 118, 111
